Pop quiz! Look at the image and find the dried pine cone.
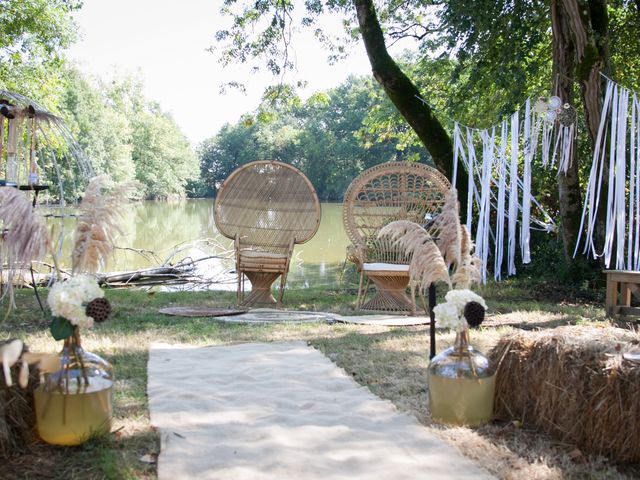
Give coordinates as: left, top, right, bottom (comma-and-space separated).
463, 301, 485, 328
85, 297, 112, 323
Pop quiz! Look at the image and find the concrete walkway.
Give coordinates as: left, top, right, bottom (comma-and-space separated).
148, 342, 494, 480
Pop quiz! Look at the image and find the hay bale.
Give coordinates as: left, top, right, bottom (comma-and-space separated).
489, 325, 640, 462
0, 344, 39, 459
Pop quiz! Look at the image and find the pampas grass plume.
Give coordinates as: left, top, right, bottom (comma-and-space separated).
431, 188, 461, 268
0, 188, 49, 264
378, 220, 451, 291
451, 225, 482, 289
72, 175, 137, 274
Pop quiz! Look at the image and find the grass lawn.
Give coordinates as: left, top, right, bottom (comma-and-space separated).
1, 280, 638, 479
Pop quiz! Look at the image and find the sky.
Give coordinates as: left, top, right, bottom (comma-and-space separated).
67, 0, 375, 146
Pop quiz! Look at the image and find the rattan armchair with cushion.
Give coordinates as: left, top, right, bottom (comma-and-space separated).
342, 162, 450, 312
214, 160, 321, 307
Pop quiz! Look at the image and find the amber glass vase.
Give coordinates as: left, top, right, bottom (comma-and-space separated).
428, 328, 495, 426
34, 330, 113, 446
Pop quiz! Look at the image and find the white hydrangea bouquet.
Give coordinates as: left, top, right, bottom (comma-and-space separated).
48, 274, 111, 340
433, 289, 487, 332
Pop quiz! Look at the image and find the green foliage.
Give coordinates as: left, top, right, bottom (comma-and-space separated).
62, 69, 136, 183
131, 108, 198, 199
609, 2, 640, 91
197, 76, 426, 200
62, 70, 198, 199
0, 0, 80, 105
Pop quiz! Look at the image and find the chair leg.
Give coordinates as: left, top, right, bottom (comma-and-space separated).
357, 275, 370, 310
356, 270, 365, 308
277, 271, 288, 308
411, 284, 419, 316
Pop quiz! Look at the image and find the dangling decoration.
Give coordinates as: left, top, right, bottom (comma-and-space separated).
0, 90, 94, 307
421, 91, 572, 281
452, 97, 559, 282
475, 128, 494, 283
507, 111, 519, 276
574, 76, 640, 270
493, 121, 508, 281
532, 95, 577, 173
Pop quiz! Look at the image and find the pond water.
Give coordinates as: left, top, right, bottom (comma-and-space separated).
51, 199, 352, 288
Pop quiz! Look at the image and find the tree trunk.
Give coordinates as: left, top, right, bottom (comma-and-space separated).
551, 0, 584, 263
353, 0, 468, 209
559, 0, 610, 264
561, 0, 609, 144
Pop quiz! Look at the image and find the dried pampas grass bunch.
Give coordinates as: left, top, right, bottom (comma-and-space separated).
451, 225, 482, 289
0, 188, 50, 265
377, 186, 483, 303
430, 188, 461, 269
378, 220, 451, 298
0, 188, 50, 309
72, 175, 137, 274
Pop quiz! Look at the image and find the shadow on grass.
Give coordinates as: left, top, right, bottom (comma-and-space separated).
312, 327, 638, 480
0, 281, 625, 480
0, 426, 158, 480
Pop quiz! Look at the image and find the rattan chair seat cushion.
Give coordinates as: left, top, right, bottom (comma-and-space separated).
240, 251, 289, 259
363, 263, 410, 272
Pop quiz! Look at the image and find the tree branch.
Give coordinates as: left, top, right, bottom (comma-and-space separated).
353, 0, 465, 207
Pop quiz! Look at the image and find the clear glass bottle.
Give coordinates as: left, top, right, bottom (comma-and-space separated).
34, 331, 113, 446
428, 328, 495, 426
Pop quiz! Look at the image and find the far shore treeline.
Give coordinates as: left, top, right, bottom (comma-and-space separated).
8, 66, 429, 202
4, 65, 429, 201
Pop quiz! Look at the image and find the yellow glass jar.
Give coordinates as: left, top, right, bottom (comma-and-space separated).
34, 333, 113, 446
428, 329, 495, 426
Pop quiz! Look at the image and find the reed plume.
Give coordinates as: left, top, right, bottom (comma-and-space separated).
0, 188, 50, 309
72, 175, 137, 274
378, 220, 451, 292
451, 225, 482, 289
430, 188, 461, 269
0, 188, 49, 265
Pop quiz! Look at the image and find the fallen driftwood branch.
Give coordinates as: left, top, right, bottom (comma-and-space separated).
96, 254, 235, 289
2, 238, 236, 289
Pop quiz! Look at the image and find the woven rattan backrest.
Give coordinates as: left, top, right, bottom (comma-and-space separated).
214, 161, 321, 252
342, 162, 450, 246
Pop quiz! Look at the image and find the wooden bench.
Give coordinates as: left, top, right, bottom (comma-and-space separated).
605, 270, 640, 317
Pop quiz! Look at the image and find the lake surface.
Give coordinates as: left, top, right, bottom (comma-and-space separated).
52, 199, 352, 288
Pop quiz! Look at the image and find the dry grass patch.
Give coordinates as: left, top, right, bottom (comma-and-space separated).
312, 320, 640, 479
1, 285, 638, 479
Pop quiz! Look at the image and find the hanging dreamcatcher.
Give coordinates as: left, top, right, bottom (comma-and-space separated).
533, 95, 577, 173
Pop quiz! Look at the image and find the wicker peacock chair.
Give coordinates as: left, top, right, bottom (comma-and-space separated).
214, 161, 321, 307
342, 162, 450, 312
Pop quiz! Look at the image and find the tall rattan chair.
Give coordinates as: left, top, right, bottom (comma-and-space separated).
214, 161, 321, 307
342, 162, 450, 312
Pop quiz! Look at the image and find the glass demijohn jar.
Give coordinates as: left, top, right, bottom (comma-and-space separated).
428, 328, 495, 426
34, 330, 113, 446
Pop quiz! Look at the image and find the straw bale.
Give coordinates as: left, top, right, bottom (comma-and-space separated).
488, 325, 640, 462
0, 347, 39, 458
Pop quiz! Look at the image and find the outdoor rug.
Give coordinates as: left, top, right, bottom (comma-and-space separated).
158, 307, 248, 317
331, 313, 431, 326
148, 342, 494, 480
